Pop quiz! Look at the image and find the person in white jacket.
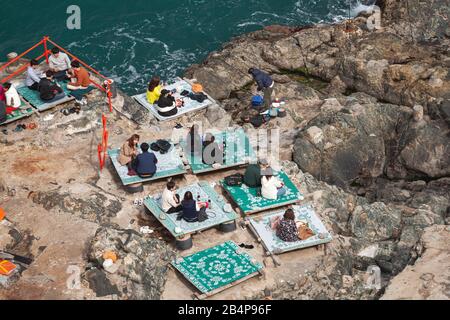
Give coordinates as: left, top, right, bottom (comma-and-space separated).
161, 181, 182, 214
261, 168, 287, 200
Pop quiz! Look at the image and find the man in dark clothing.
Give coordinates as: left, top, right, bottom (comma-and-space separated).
244, 158, 269, 188
156, 89, 179, 117
249, 68, 274, 112
38, 71, 65, 103
132, 143, 158, 178
0, 100, 6, 124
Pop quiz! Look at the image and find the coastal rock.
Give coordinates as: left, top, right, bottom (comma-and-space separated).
87, 227, 176, 300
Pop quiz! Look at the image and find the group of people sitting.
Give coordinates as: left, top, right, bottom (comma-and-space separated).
161, 181, 208, 223
146, 76, 184, 117
118, 134, 158, 178
243, 158, 287, 201
25, 47, 92, 105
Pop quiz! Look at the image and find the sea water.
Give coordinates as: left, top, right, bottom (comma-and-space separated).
0, 0, 366, 94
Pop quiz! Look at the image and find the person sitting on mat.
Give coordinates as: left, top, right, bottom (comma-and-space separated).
179, 191, 207, 223
118, 134, 140, 168
132, 142, 158, 178
162, 181, 182, 214
156, 89, 182, 117
67, 61, 91, 91
244, 158, 269, 188
202, 133, 223, 165
277, 208, 299, 242
48, 47, 72, 81
147, 76, 163, 104
3, 83, 24, 114
38, 71, 66, 103
26, 59, 44, 91
261, 168, 286, 200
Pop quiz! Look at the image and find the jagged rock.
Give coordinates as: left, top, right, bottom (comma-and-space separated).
381, 225, 450, 300
350, 203, 402, 242
30, 184, 122, 225
205, 105, 232, 129
87, 227, 176, 300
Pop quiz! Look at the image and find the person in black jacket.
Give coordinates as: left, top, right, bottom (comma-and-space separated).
156, 89, 180, 117
132, 143, 158, 178
178, 191, 207, 223
248, 68, 275, 112
38, 71, 66, 103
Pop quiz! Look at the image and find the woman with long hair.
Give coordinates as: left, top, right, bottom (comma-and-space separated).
179, 191, 207, 223
118, 134, 140, 167
276, 209, 299, 242
146, 76, 162, 104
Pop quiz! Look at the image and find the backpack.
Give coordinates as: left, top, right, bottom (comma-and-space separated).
250, 115, 265, 128
252, 95, 264, 107
150, 143, 161, 152
225, 174, 243, 187
156, 139, 172, 154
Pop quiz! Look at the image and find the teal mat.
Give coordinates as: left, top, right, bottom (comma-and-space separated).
144, 182, 238, 238
248, 205, 333, 255
180, 128, 256, 174
133, 78, 214, 122
108, 142, 187, 186
17, 82, 74, 111
2, 100, 35, 125
172, 241, 263, 295
221, 171, 304, 215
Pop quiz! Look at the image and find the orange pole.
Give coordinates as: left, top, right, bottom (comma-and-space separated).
43, 36, 49, 64
0, 39, 44, 74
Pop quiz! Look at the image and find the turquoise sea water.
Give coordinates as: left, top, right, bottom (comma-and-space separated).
0, 0, 363, 94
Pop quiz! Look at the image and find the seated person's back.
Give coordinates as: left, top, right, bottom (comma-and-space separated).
261, 169, 283, 200
39, 71, 63, 101
156, 89, 178, 117
244, 163, 262, 188
180, 191, 206, 223
276, 209, 299, 242
133, 143, 158, 177
202, 133, 223, 165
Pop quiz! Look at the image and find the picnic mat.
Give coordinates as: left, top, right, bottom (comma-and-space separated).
180, 128, 256, 175
145, 182, 238, 238
133, 78, 214, 122
248, 205, 333, 254
2, 100, 35, 125
221, 171, 304, 215
172, 241, 263, 295
17, 82, 74, 111
108, 142, 186, 186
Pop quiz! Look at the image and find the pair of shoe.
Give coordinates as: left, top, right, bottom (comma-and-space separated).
13, 124, 27, 132
75, 98, 88, 106
239, 243, 255, 250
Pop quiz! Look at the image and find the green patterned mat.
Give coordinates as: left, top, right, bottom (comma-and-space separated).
180, 128, 256, 174
144, 182, 238, 238
17, 82, 74, 111
221, 171, 304, 215
108, 142, 187, 186
248, 205, 333, 255
2, 100, 35, 125
172, 241, 263, 295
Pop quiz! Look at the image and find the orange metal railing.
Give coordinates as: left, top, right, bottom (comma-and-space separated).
0, 36, 113, 171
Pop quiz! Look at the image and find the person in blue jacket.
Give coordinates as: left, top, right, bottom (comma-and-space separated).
132, 143, 158, 178
248, 67, 275, 112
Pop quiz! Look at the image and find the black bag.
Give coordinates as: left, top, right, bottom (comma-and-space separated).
189, 93, 208, 103
250, 115, 265, 128
198, 210, 209, 223
181, 90, 190, 97
0, 101, 7, 124
156, 139, 172, 154
150, 143, 161, 152
225, 174, 243, 187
